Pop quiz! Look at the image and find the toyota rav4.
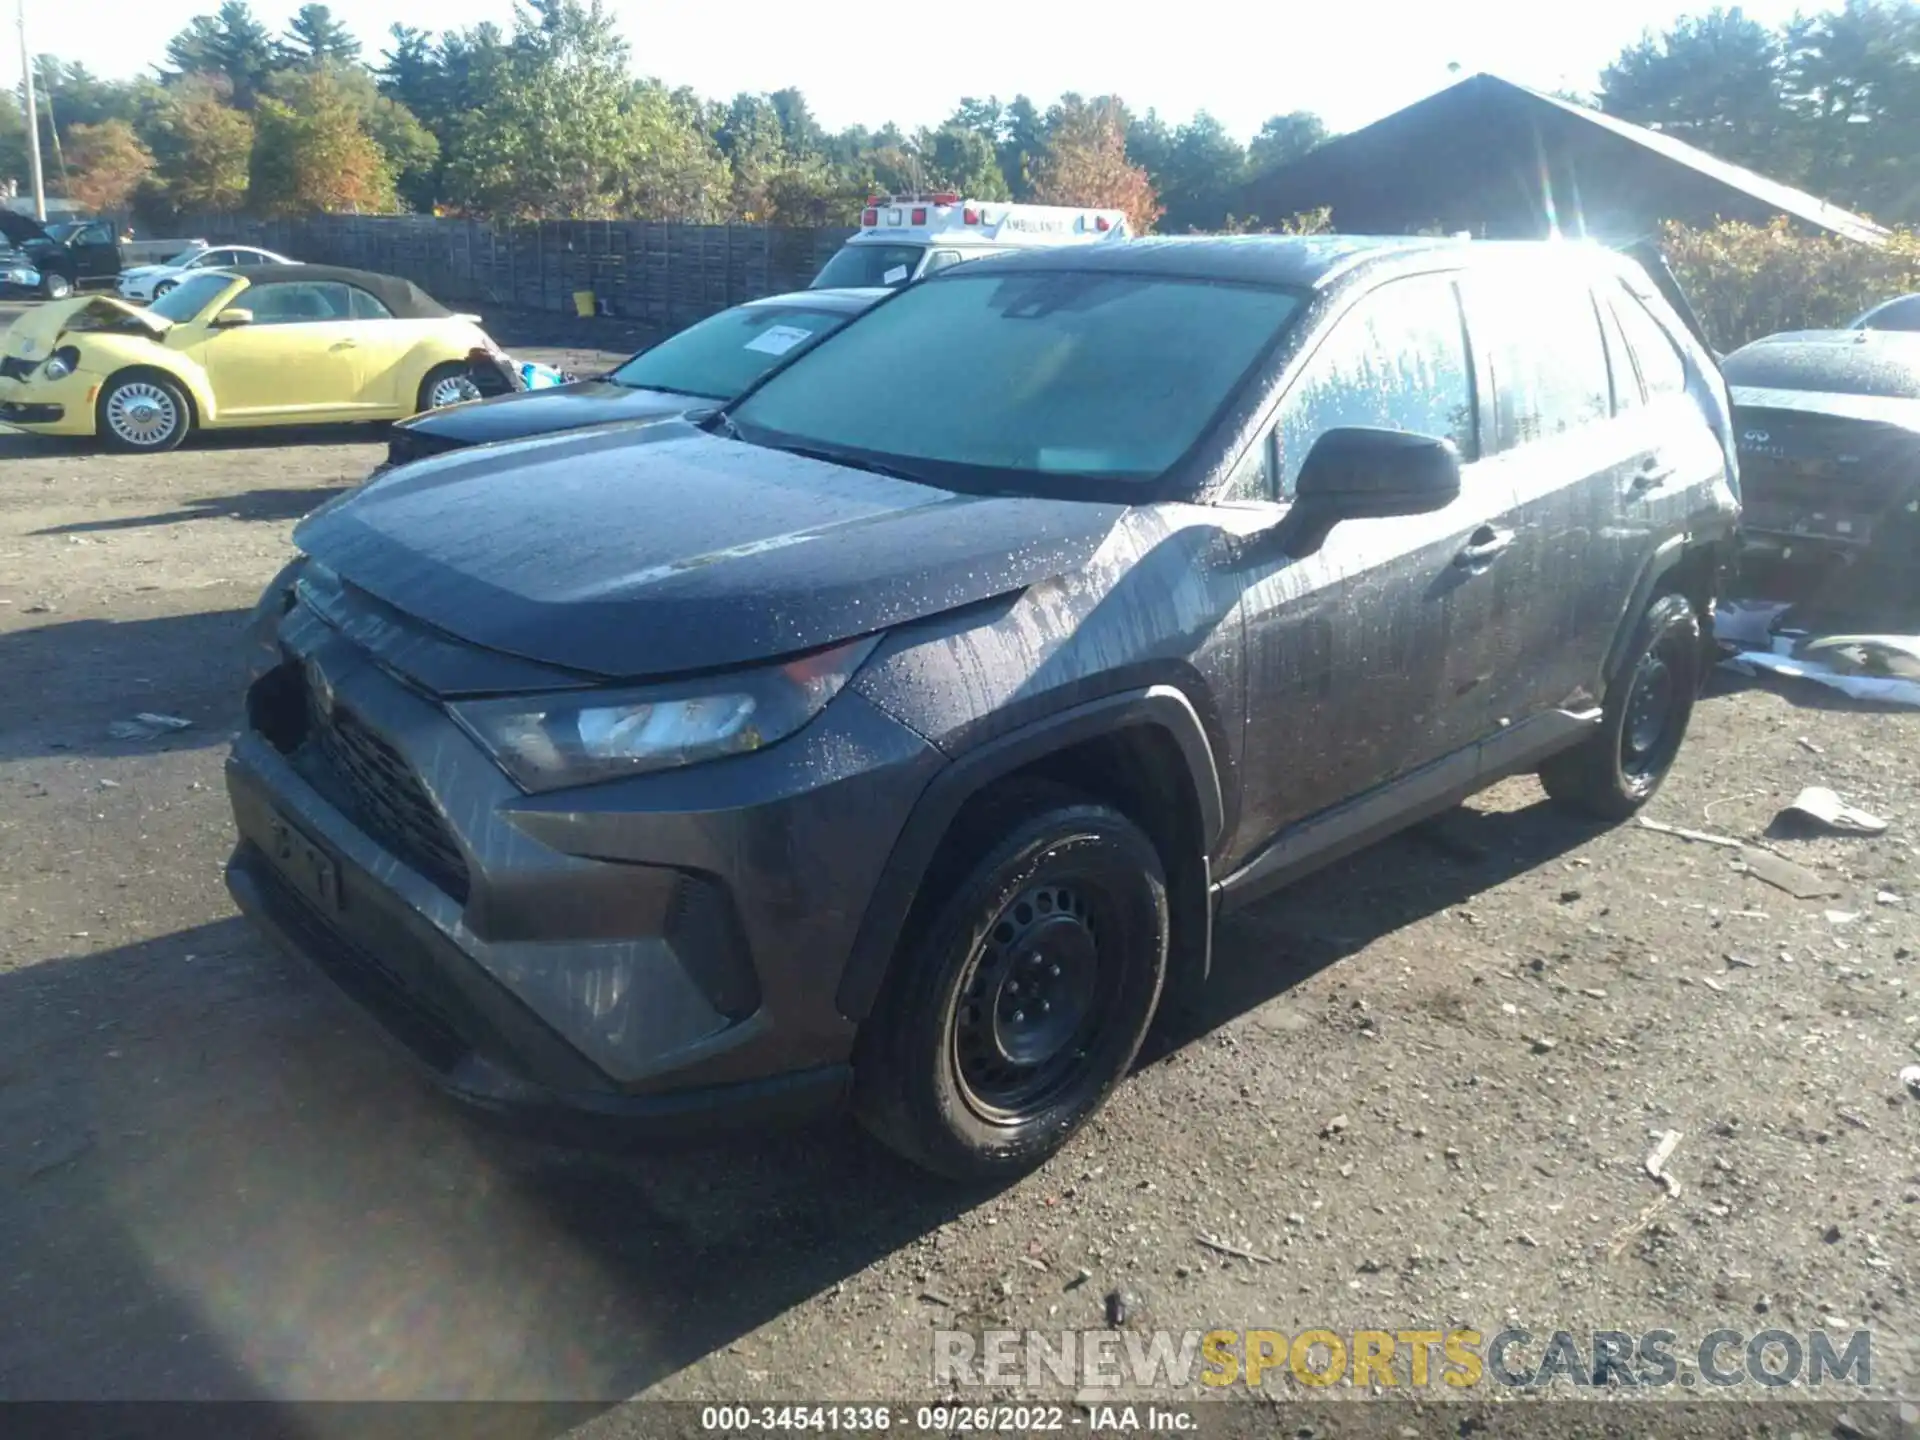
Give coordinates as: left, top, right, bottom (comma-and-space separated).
226, 236, 1738, 1181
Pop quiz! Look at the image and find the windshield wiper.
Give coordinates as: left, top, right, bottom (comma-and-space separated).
759, 438, 936, 486
609, 377, 716, 398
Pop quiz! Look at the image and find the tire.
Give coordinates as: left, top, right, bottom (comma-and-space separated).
416, 362, 482, 413
40, 271, 72, 301
96, 372, 192, 453
854, 783, 1169, 1182
1540, 593, 1700, 820
151, 279, 176, 300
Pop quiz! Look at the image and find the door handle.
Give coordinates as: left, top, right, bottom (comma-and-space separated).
330, 340, 358, 351
1454, 526, 1514, 569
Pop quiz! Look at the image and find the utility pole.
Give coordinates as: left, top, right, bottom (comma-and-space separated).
18, 0, 45, 221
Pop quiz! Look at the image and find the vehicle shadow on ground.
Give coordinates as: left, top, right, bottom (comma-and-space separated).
0, 609, 251, 761
0, 803, 1603, 1413
33, 486, 352, 535
1147, 796, 1603, 1061
0, 426, 383, 463
0, 917, 969, 1411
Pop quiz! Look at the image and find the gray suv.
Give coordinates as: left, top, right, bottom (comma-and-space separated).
225, 237, 1738, 1181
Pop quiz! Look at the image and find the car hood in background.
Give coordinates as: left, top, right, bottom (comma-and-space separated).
295, 422, 1126, 680
0, 211, 56, 249
395, 379, 695, 448
2, 295, 169, 359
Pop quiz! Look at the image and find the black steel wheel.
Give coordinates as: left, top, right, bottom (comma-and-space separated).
855, 783, 1169, 1182
1541, 593, 1700, 820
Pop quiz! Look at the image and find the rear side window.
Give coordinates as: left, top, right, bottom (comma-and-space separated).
1610, 285, 1688, 400
1272, 273, 1475, 498
349, 286, 394, 320
1469, 272, 1611, 452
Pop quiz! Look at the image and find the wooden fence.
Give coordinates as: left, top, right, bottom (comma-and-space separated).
180, 215, 859, 331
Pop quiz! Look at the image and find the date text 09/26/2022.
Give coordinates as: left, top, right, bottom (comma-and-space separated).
700, 1405, 1194, 1433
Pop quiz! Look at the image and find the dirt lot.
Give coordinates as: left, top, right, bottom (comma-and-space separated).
0, 299, 1915, 1431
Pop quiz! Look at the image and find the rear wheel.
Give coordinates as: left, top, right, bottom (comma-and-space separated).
97, 373, 191, 453
416, 362, 481, 413
40, 271, 72, 301
1540, 593, 1700, 819
854, 784, 1168, 1182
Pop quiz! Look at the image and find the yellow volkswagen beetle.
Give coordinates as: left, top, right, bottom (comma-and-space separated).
0, 264, 495, 453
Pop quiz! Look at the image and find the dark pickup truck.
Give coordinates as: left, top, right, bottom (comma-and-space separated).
0, 214, 132, 299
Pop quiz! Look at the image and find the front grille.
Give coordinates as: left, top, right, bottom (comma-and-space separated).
1, 356, 36, 380
308, 692, 472, 904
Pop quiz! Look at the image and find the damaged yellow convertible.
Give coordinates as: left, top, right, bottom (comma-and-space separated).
0, 264, 496, 452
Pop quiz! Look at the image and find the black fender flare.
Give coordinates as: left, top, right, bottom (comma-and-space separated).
1601, 526, 1734, 688
833, 684, 1224, 1022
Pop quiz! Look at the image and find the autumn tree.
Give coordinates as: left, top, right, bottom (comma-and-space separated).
150, 77, 254, 212
249, 67, 397, 213
65, 120, 156, 211
262, 65, 437, 209
1029, 96, 1161, 233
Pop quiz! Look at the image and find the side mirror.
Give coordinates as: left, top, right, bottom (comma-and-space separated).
212, 307, 253, 328
1294, 426, 1462, 520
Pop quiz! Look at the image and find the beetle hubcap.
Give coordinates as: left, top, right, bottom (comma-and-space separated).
106, 383, 178, 447
427, 375, 481, 408
954, 884, 1102, 1115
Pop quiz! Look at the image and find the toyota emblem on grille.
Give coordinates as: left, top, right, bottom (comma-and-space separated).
307, 658, 335, 717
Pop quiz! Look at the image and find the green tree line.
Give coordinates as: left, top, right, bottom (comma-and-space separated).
3, 0, 1915, 230
0, 0, 1329, 231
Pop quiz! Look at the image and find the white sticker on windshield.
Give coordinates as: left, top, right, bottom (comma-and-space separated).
882, 265, 910, 285
744, 324, 815, 357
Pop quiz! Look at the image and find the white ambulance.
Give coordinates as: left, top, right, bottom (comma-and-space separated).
809, 194, 1132, 290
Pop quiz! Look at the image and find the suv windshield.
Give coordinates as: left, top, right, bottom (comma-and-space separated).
611, 303, 860, 400
148, 272, 237, 323
811, 243, 925, 290
733, 270, 1301, 488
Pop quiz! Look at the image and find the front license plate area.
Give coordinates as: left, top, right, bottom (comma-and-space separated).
269, 811, 343, 914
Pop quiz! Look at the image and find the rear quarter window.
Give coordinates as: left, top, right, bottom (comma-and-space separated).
1465, 271, 1612, 451
1609, 284, 1689, 400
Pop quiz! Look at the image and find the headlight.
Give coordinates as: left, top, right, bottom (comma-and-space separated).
4, 267, 36, 286
39, 346, 79, 382
451, 634, 881, 792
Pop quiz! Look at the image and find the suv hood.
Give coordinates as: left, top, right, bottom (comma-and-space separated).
294, 422, 1127, 679
396, 378, 692, 448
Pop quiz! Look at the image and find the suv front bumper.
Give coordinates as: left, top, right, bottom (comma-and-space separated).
225, 616, 944, 1144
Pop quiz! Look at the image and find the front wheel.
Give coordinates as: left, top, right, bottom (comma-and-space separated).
40, 271, 72, 301
97, 373, 192, 453
151, 279, 176, 300
416, 362, 482, 413
1540, 593, 1700, 819
854, 785, 1169, 1182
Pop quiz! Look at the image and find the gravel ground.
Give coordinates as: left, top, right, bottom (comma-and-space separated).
0, 300, 1915, 1435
